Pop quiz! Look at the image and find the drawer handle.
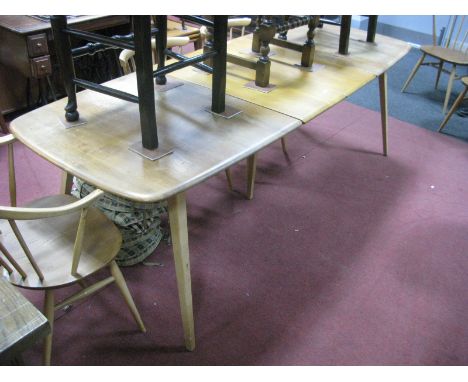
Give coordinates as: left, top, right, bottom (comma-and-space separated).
40, 65, 46, 69
36, 42, 43, 47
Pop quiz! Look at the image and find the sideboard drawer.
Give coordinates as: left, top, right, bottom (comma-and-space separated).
27, 33, 48, 57
30, 55, 52, 78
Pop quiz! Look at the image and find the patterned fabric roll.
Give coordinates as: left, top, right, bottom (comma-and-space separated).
71, 177, 168, 266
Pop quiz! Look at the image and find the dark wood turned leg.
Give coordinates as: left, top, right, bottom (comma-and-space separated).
366, 16, 378, 43
251, 16, 262, 52
133, 16, 159, 150
278, 16, 289, 40
255, 19, 276, 87
38, 78, 48, 105
301, 15, 320, 67
211, 16, 228, 114
46, 75, 57, 101
50, 15, 79, 122
339, 15, 352, 55
0, 110, 8, 134
155, 15, 167, 85
203, 19, 214, 67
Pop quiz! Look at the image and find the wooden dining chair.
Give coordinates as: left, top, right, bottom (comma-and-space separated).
401, 15, 468, 114
0, 134, 146, 365
199, 17, 252, 46
119, 36, 191, 74
439, 76, 468, 132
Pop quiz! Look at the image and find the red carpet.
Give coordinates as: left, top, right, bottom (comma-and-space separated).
1, 101, 467, 365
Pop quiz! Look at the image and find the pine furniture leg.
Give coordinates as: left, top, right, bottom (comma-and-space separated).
225, 168, 233, 191
281, 137, 288, 156
109, 260, 146, 332
60, 171, 74, 195
246, 154, 257, 200
379, 72, 388, 156
443, 64, 457, 114
401, 52, 426, 92
168, 192, 195, 351
43, 290, 54, 366
439, 85, 468, 131
435, 60, 444, 89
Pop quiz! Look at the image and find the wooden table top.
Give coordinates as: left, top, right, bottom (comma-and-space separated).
0, 278, 50, 364
10, 76, 300, 203
269, 24, 411, 76
171, 24, 411, 123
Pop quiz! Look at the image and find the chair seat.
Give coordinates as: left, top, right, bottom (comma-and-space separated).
462, 76, 468, 87
421, 45, 468, 65
0, 194, 122, 289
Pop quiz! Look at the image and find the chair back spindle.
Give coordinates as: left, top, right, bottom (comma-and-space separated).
8, 219, 45, 281
0, 241, 27, 278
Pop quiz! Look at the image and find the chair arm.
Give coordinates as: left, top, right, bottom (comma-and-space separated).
0, 134, 16, 147
0, 189, 104, 220
228, 18, 252, 28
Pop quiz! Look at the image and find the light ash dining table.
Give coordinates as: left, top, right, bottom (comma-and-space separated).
9, 23, 410, 351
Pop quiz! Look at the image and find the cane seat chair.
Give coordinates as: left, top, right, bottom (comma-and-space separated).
0, 134, 146, 365
401, 15, 468, 114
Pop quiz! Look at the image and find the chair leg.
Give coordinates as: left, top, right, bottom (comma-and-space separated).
439, 85, 468, 132
401, 53, 426, 92
435, 60, 444, 89
443, 64, 457, 114
246, 154, 257, 200
43, 290, 55, 366
379, 72, 388, 156
109, 260, 146, 333
224, 168, 233, 191
281, 137, 288, 156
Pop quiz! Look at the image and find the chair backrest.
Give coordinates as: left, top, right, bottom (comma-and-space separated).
0, 135, 105, 284
228, 17, 251, 40
433, 15, 468, 52
199, 17, 252, 47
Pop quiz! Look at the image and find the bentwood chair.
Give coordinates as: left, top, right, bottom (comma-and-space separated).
401, 15, 468, 114
0, 134, 146, 365
439, 76, 468, 132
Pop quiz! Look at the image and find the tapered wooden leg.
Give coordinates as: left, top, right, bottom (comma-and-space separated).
443, 64, 457, 114
281, 137, 288, 156
60, 171, 74, 195
246, 154, 257, 200
168, 192, 195, 351
109, 260, 146, 333
225, 168, 233, 191
379, 72, 388, 156
435, 60, 444, 89
401, 53, 426, 92
43, 290, 54, 366
439, 85, 468, 132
